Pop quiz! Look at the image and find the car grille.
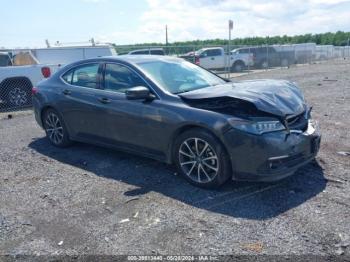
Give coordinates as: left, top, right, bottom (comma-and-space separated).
258, 153, 306, 173
286, 112, 308, 131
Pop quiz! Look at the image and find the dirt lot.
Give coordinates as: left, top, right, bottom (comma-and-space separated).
0, 59, 349, 259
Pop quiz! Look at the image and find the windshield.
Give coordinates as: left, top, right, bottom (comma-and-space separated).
137, 59, 226, 94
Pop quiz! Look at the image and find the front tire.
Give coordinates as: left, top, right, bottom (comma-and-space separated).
173, 129, 231, 189
43, 109, 72, 147
232, 61, 245, 72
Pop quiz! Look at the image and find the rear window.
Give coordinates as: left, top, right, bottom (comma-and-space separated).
150, 50, 165, 55
62, 63, 100, 89
0, 54, 12, 67
130, 50, 149, 55
237, 49, 250, 54
130, 49, 164, 55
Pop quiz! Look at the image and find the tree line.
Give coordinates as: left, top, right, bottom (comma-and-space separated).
114, 31, 350, 52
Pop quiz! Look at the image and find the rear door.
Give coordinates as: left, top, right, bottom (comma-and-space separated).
59, 62, 107, 139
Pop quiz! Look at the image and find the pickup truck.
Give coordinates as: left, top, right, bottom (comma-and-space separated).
233, 46, 295, 68
0, 52, 59, 111
192, 47, 254, 72
0, 45, 116, 111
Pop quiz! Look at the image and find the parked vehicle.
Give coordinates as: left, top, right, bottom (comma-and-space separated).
0, 52, 59, 110
314, 45, 334, 60
0, 45, 116, 110
292, 43, 316, 64
33, 56, 321, 189
178, 51, 197, 63
127, 48, 165, 55
193, 47, 254, 72
234, 46, 295, 68
30, 45, 116, 64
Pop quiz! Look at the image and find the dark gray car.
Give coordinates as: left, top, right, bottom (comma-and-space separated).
32, 56, 321, 188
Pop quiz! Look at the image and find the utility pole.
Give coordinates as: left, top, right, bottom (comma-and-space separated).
227, 20, 233, 78
45, 39, 51, 48
165, 25, 169, 55
165, 25, 168, 46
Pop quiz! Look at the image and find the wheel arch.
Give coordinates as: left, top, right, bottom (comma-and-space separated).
233, 59, 245, 66
167, 124, 231, 165
39, 105, 66, 130
40, 105, 56, 124
231, 60, 246, 72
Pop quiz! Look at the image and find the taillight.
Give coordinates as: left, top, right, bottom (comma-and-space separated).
195, 56, 200, 65
41, 67, 51, 78
32, 87, 38, 95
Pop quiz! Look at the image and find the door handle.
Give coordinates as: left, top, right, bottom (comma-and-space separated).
62, 89, 71, 95
211, 57, 215, 60
98, 97, 111, 104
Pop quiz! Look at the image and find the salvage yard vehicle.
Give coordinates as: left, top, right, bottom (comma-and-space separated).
234, 46, 295, 68
32, 56, 321, 189
127, 48, 165, 55
0, 51, 58, 110
0, 45, 116, 111
194, 47, 254, 72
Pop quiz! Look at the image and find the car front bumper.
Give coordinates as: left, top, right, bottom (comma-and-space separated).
223, 120, 321, 182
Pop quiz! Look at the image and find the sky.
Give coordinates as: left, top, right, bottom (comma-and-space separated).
1, 0, 350, 48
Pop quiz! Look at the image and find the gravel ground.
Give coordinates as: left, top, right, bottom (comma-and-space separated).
0, 59, 349, 259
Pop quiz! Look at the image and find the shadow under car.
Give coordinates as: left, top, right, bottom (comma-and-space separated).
29, 137, 327, 220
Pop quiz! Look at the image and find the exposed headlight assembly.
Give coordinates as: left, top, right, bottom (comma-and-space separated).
229, 119, 286, 135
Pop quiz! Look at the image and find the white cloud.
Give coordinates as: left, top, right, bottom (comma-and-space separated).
97, 0, 350, 44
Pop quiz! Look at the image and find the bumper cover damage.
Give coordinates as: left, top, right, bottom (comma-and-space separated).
224, 120, 321, 181
180, 79, 321, 181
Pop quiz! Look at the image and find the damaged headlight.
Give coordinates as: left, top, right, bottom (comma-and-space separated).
229, 119, 286, 135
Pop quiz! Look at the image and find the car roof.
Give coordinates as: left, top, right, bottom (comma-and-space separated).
75, 55, 183, 64
200, 47, 222, 50
129, 48, 164, 52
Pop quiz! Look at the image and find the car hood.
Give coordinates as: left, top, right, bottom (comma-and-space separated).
179, 79, 306, 118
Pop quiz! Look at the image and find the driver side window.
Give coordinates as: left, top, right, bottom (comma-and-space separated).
104, 63, 146, 93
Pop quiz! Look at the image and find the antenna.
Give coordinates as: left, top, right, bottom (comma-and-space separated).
45, 39, 51, 48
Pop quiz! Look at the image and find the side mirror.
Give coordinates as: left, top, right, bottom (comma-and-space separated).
125, 86, 154, 100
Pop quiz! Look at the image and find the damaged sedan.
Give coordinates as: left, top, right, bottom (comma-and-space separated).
33, 56, 321, 188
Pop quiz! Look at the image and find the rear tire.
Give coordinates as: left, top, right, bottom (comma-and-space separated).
43, 108, 72, 148
173, 128, 231, 189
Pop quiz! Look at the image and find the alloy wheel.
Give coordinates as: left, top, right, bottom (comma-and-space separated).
178, 138, 219, 183
45, 113, 64, 145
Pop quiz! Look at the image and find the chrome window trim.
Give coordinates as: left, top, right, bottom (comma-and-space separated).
59, 61, 161, 99
59, 62, 102, 91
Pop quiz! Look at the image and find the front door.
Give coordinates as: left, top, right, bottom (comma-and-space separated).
96, 63, 166, 155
